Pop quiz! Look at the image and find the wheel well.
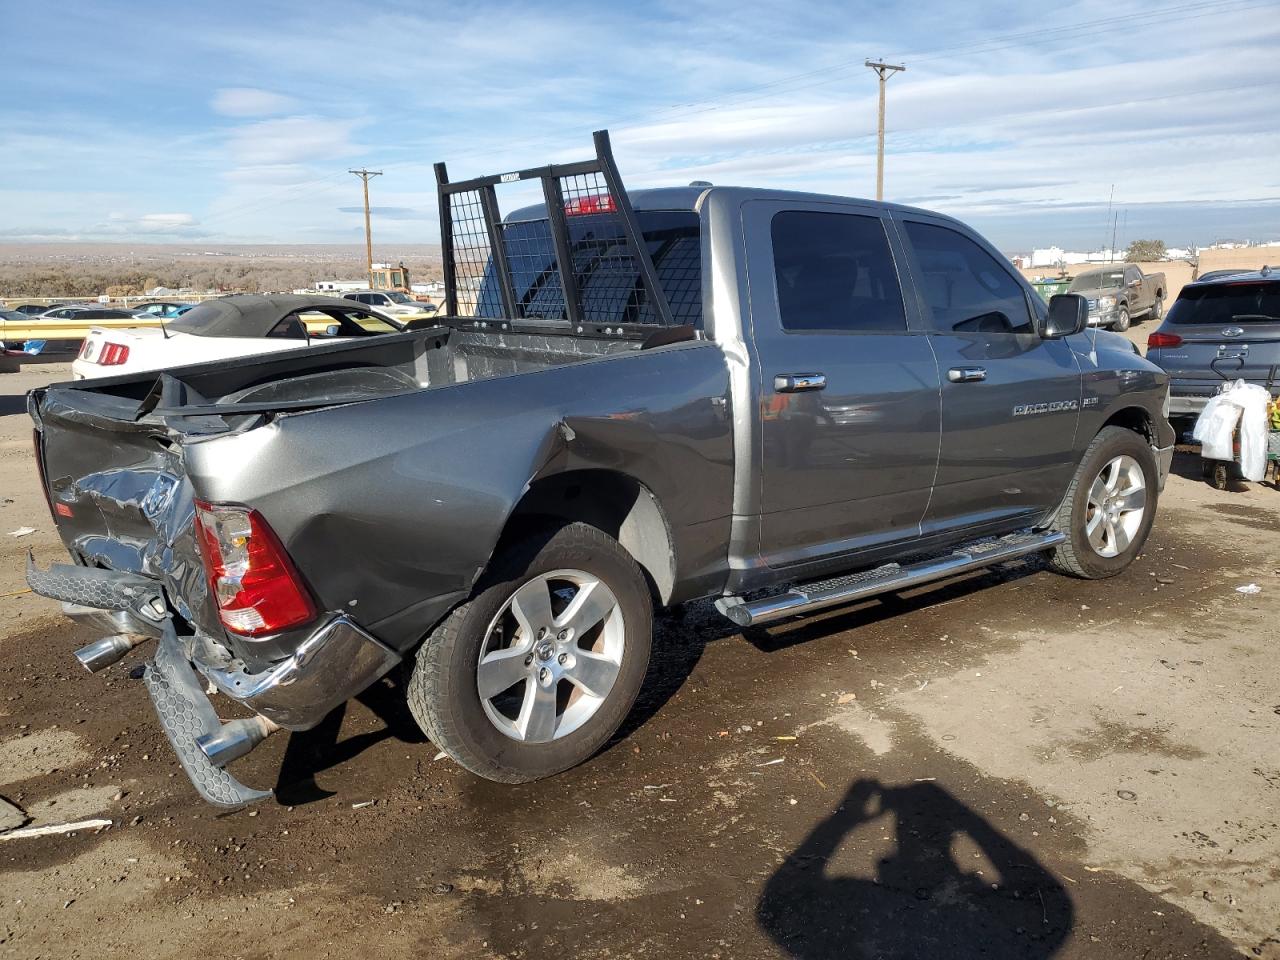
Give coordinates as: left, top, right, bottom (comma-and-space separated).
1102, 406, 1156, 446
502, 470, 676, 604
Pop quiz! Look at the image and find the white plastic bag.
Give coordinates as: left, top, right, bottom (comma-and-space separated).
1193, 388, 1241, 461
1231, 381, 1271, 481
1193, 379, 1272, 480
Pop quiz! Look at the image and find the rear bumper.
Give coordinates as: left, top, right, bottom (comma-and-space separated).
193, 615, 401, 730
1168, 394, 1209, 416
28, 558, 401, 806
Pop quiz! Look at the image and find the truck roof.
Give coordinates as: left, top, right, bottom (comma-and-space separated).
504, 185, 968, 226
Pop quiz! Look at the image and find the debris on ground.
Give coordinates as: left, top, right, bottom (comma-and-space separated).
0, 818, 112, 840
7, 527, 35, 538
1236, 583, 1262, 595
835, 692, 857, 704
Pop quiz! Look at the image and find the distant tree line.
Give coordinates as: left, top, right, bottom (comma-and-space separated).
0, 255, 442, 299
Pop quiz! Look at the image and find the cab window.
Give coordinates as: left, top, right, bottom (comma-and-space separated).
902, 221, 1034, 334
770, 210, 906, 333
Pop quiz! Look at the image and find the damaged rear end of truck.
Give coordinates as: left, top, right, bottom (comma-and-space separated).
25, 131, 728, 806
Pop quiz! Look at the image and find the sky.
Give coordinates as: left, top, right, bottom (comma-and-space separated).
2, 0, 1278, 252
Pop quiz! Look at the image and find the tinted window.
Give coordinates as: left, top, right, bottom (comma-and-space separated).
770, 211, 905, 333
903, 221, 1033, 333
1168, 281, 1280, 325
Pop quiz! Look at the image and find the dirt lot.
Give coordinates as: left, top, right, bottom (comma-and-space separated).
1, 363, 1277, 959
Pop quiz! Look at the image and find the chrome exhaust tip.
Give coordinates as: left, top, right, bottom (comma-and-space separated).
196, 716, 278, 768
73, 635, 141, 673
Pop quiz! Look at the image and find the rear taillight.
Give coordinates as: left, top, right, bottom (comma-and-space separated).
193, 500, 316, 637
98, 342, 130, 365
1147, 332, 1183, 348
565, 194, 616, 216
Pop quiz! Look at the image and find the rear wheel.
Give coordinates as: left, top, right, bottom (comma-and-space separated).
1047, 427, 1157, 579
1150, 296, 1163, 321
407, 522, 653, 783
1110, 307, 1131, 332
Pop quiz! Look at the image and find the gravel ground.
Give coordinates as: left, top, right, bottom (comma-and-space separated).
1, 362, 1277, 959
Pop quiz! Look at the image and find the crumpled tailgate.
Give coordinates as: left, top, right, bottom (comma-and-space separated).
30, 385, 215, 631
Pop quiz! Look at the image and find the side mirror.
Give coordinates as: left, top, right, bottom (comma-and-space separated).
1043, 293, 1088, 339
325, 324, 341, 337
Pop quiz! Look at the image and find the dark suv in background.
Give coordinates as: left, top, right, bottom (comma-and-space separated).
1146, 267, 1280, 430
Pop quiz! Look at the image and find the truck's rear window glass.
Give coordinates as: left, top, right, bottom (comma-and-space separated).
1167, 282, 1280, 325
476, 211, 701, 326
770, 211, 906, 333
903, 221, 1034, 334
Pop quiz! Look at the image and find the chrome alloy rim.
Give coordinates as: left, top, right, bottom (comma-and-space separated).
476, 569, 625, 743
1085, 455, 1147, 558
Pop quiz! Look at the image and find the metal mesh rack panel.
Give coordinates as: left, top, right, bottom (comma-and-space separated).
447, 190, 500, 317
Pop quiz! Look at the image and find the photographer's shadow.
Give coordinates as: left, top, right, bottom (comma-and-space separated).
758, 779, 1073, 959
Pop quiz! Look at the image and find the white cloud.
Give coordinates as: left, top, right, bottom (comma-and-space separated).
227, 116, 362, 167
211, 87, 297, 117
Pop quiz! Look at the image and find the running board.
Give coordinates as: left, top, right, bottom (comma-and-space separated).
715, 530, 1065, 628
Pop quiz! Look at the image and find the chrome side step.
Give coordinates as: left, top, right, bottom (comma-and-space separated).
716, 530, 1065, 628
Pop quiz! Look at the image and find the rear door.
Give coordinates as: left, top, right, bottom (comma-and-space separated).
892, 215, 1081, 538
744, 200, 941, 569
1155, 279, 1280, 401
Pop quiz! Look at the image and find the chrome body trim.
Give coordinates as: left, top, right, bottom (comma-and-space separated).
196, 614, 402, 730
1155, 443, 1174, 492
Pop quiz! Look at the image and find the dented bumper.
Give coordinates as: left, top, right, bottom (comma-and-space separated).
28, 558, 401, 807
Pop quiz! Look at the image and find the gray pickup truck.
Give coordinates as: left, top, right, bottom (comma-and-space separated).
1067, 263, 1167, 332
25, 132, 1175, 806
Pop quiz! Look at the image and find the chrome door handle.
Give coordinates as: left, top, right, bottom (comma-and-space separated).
774, 373, 826, 393
947, 366, 987, 383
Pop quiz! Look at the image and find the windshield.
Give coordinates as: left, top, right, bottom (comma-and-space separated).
1167, 281, 1280, 325
1067, 271, 1123, 293
384, 292, 414, 304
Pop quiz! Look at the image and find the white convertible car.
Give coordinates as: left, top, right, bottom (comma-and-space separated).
72, 294, 406, 380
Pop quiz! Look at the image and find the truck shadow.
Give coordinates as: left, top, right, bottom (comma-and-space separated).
757, 778, 1073, 959
273, 675, 427, 805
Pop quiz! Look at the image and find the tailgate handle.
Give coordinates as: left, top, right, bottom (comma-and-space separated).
948, 366, 987, 383
774, 373, 826, 393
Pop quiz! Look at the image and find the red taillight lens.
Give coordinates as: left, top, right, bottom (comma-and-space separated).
193, 500, 316, 637
564, 194, 616, 216
1147, 332, 1183, 348
98, 342, 130, 365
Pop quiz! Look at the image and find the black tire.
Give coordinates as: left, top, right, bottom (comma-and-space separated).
1047, 426, 1158, 579
407, 522, 653, 783
1110, 307, 1131, 332
1150, 296, 1163, 321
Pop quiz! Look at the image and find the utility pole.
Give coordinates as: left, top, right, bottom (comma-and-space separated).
865, 59, 906, 201
348, 168, 383, 276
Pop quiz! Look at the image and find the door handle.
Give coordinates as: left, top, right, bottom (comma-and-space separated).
774, 373, 826, 393
947, 366, 987, 383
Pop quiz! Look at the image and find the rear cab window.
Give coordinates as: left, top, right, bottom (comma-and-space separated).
901, 220, 1036, 334
769, 210, 906, 333
476, 210, 702, 327
1168, 281, 1280, 325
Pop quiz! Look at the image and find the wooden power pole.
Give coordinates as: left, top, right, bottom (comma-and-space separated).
348, 168, 383, 275
864, 60, 905, 201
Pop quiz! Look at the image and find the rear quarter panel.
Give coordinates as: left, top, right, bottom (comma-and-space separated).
180, 341, 734, 651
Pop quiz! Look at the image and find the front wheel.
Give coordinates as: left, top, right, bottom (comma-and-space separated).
407, 522, 653, 783
1110, 307, 1131, 332
1046, 426, 1158, 579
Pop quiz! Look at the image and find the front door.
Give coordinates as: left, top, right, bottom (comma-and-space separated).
744, 200, 941, 570
891, 215, 1082, 538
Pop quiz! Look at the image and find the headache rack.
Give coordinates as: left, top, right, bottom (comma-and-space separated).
434, 129, 677, 334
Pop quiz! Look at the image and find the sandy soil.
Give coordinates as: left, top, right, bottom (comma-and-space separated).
1, 363, 1277, 959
